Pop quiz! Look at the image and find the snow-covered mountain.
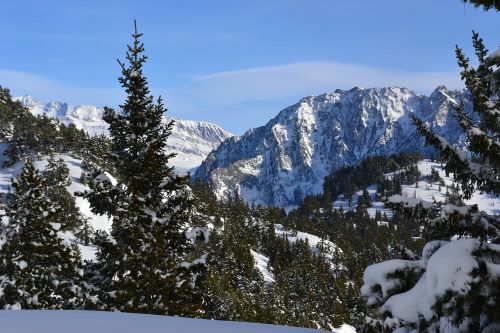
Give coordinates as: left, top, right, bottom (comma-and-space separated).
15, 96, 233, 173
195, 86, 471, 207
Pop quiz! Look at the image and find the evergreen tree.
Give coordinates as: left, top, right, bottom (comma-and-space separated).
42, 155, 84, 232
362, 188, 372, 208
430, 167, 442, 184
82, 22, 204, 315
0, 158, 85, 309
362, 34, 500, 333
0, 86, 93, 166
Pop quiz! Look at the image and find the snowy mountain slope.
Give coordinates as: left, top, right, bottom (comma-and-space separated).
0, 145, 109, 260
332, 159, 499, 218
399, 160, 499, 216
167, 118, 234, 172
332, 184, 394, 219
15, 96, 233, 173
195, 86, 471, 207
250, 226, 344, 283
250, 250, 275, 283
275, 224, 343, 259
0, 310, 356, 333
0, 147, 112, 233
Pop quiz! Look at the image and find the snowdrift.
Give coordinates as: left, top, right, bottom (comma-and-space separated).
0, 310, 356, 333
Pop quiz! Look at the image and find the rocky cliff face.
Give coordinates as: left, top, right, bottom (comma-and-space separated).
195, 86, 470, 207
15, 96, 233, 173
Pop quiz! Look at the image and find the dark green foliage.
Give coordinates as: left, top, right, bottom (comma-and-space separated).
358, 188, 372, 208
413, 33, 500, 199
0, 86, 109, 169
83, 22, 204, 316
400, 164, 421, 185
362, 33, 500, 332
189, 180, 368, 329
0, 158, 85, 309
42, 155, 85, 232
323, 153, 423, 203
433, 245, 500, 331
201, 193, 269, 322
430, 167, 443, 184
462, 0, 500, 11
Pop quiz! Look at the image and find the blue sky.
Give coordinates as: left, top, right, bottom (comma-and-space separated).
0, 0, 498, 134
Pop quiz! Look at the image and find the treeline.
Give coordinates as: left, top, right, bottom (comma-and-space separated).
0, 79, 428, 330
1, 22, 483, 333
0, 86, 111, 170
191, 180, 365, 328
322, 152, 423, 206
187, 149, 430, 329
0, 85, 425, 330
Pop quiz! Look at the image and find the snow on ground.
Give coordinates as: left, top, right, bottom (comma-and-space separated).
275, 224, 342, 261
332, 160, 500, 219
0, 310, 355, 333
32, 154, 113, 233
362, 238, 500, 329
250, 250, 275, 283
0, 147, 110, 260
333, 184, 394, 219
402, 160, 499, 216
59, 232, 98, 262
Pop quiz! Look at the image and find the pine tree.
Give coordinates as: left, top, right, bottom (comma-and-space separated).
362, 34, 500, 332
42, 155, 84, 232
82, 21, 204, 315
0, 158, 85, 309
362, 188, 372, 208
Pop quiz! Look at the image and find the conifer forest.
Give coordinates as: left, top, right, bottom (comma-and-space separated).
0, 1, 498, 332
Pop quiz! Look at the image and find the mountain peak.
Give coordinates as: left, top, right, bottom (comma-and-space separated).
16, 95, 232, 173
195, 86, 470, 207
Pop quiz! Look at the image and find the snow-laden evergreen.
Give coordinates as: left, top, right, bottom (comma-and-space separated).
361, 34, 500, 333
81, 22, 206, 315
0, 158, 86, 309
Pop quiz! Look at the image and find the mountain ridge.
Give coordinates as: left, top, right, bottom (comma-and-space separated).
15, 95, 233, 173
195, 86, 470, 207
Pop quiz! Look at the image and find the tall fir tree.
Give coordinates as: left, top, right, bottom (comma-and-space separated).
83, 21, 204, 315
0, 158, 85, 309
361, 34, 500, 333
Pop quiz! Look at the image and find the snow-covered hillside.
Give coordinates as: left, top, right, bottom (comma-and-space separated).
332, 159, 499, 218
275, 224, 342, 259
15, 96, 233, 173
251, 250, 276, 283
399, 161, 499, 216
195, 86, 471, 207
0, 310, 356, 333
333, 184, 394, 219
0, 144, 108, 260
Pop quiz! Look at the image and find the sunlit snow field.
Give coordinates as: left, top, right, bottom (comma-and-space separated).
0, 311, 356, 333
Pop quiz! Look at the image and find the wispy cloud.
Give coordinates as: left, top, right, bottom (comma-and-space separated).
0, 62, 465, 134
189, 61, 462, 102
167, 61, 464, 133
